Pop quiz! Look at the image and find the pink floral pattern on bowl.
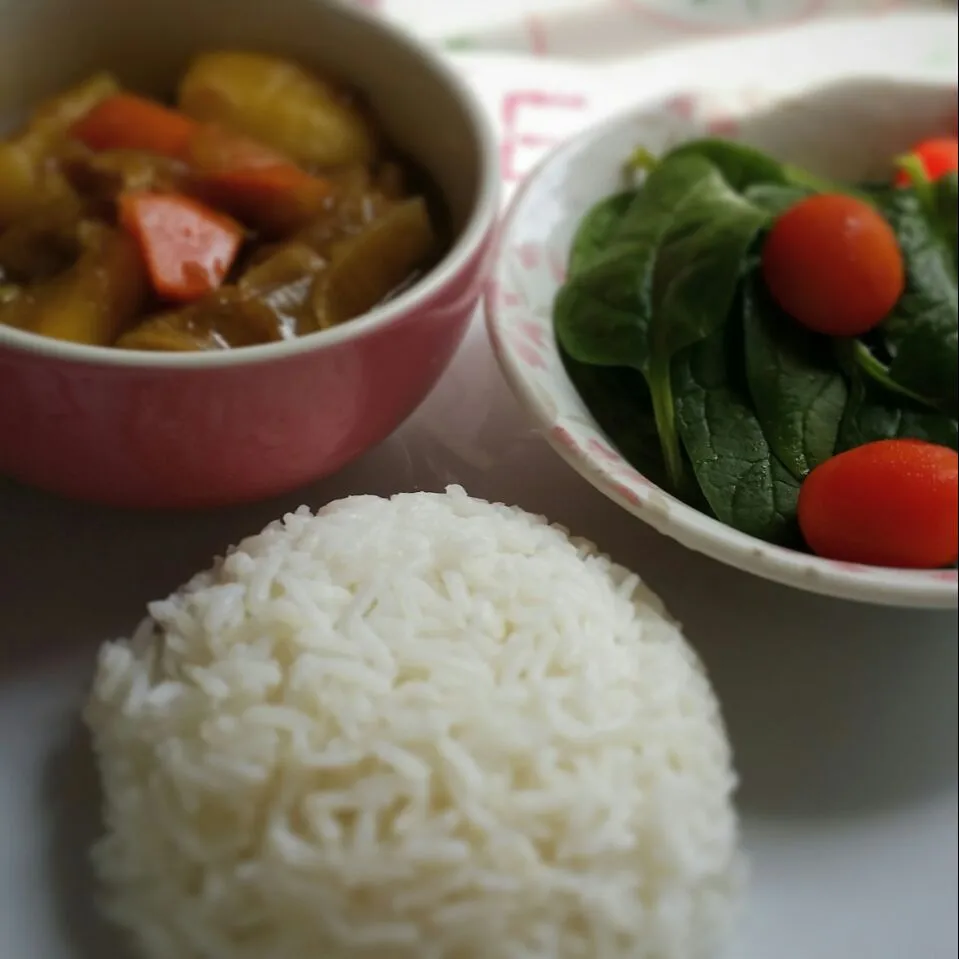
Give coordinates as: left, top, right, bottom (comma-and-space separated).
486, 83, 958, 609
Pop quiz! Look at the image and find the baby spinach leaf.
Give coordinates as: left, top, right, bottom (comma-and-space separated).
742, 277, 847, 479
837, 373, 959, 452
742, 183, 811, 217
745, 181, 888, 221
878, 187, 958, 415
935, 172, 958, 256
554, 246, 654, 370
857, 181, 899, 204
561, 352, 672, 492
663, 138, 789, 192
555, 155, 768, 373
567, 190, 636, 278
562, 351, 712, 510
843, 339, 938, 409
641, 160, 770, 484
555, 155, 723, 370
555, 153, 769, 486
663, 137, 838, 195
674, 322, 802, 546
648, 175, 768, 360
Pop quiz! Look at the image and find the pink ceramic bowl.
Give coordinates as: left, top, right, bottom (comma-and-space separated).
0, 0, 499, 509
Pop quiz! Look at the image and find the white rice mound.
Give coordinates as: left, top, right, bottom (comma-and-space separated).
86, 486, 744, 959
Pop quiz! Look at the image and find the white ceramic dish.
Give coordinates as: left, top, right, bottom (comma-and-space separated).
487, 77, 959, 609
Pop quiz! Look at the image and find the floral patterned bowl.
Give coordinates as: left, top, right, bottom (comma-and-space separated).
486, 80, 958, 608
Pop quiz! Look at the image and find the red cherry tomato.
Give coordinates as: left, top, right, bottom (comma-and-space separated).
762, 194, 905, 338
894, 137, 959, 186
798, 439, 959, 569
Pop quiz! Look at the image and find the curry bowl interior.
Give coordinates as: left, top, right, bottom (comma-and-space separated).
0, 0, 490, 362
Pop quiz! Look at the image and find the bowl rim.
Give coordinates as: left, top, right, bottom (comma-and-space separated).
0, 2, 501, 369
485, 88, 958, 609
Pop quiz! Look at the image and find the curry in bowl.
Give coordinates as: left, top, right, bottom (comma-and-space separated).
0, 51, 445, 352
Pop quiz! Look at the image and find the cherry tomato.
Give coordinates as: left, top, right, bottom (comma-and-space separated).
894, 137, 959, 186
762, 194, 905, 338
798, 439, 959, 569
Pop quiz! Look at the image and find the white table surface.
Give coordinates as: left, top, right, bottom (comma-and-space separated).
1, 313, 956, 958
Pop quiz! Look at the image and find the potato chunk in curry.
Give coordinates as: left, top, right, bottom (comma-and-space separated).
0, 72, 119, 228
178, 52, 377, 170
0, 221, 147, 346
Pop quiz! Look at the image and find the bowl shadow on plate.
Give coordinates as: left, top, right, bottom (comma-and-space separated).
42, 718, 133, 959
671, 583, 958, 820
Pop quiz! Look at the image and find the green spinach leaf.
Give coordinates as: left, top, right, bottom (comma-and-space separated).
844, 339, 938, 409
662, 138, 789, 192
742, 183, 811, 217
555, 156, 722, 372
643, 168, 769, 481
674, 321, 802, 546
742, 277, 847, 479
877, 187, 958, 414
555, 154, 769, 486
562, 351, 711, 509
663, 137, 837, 194
744, 181, 891, 219
561, 352, 672, 492
837, 372, 958, 451
649, 182, 768, 359
554, 246, 654, 371
567, 190, 636, 278
934, 171, 958, 263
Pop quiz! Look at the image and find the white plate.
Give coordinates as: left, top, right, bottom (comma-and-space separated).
3, 326, 956, 959
1, 14, 957, 959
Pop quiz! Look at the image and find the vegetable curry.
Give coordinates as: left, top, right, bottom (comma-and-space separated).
0, 52, 443, 351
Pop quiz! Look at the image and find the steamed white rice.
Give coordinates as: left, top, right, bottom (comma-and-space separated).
86, 485, 743, 959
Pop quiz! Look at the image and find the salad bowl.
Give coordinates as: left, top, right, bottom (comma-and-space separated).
486, 78, 958, 608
